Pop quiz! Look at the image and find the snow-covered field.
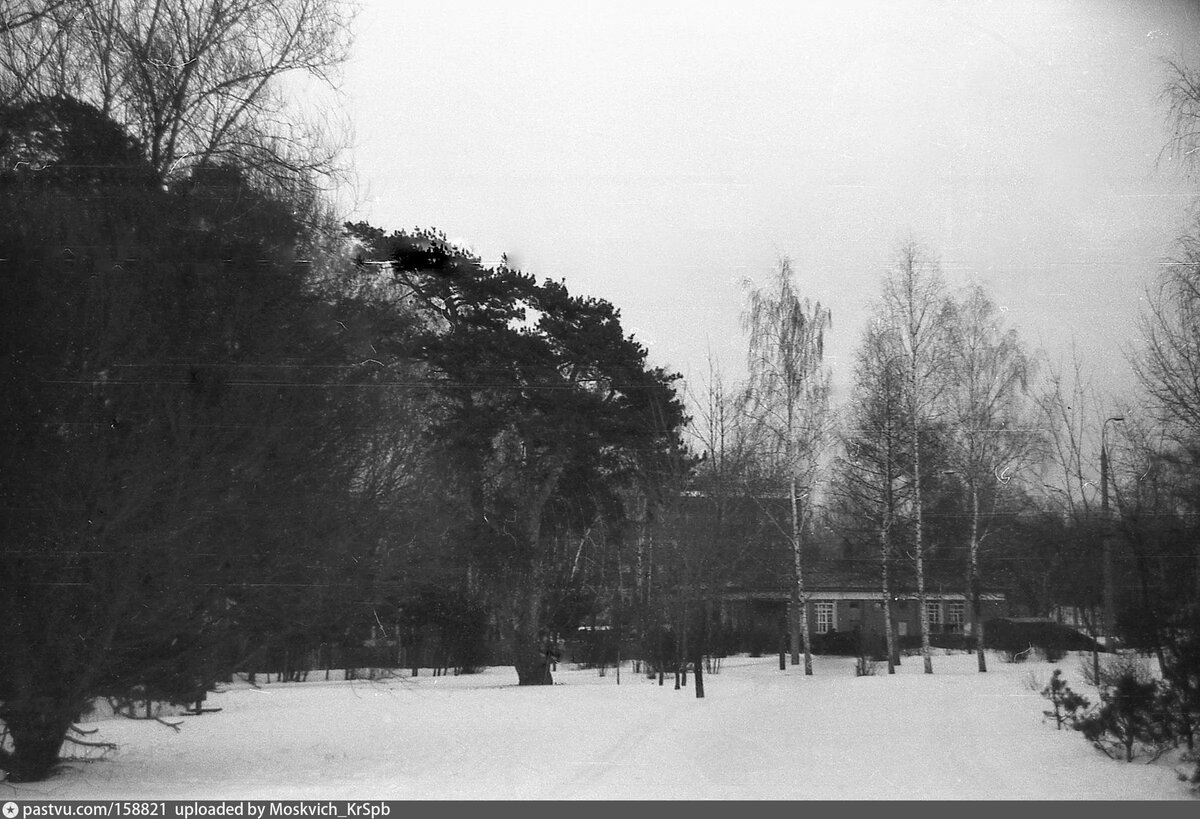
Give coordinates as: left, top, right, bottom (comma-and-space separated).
4, 652, 1196, 800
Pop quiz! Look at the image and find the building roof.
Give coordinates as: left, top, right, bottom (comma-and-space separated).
724, 558, 1006, 598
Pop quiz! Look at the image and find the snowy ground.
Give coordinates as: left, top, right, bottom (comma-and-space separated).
3, 651, 1196, 800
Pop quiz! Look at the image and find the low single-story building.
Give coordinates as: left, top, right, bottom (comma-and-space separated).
718, 560, 1010, 654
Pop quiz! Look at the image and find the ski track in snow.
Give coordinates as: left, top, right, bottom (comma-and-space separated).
2, 653, 1195, 800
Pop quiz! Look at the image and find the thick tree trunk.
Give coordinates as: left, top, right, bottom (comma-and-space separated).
0, 701, 78, 782
511, 581, 552, 686
507, 452, 566, 687
513, 640, 553, 685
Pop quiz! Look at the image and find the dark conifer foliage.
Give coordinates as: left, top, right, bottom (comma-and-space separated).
0, 97, 403, 781
348, 225, 689, 685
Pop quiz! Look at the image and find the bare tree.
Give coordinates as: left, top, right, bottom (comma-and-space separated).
0, 0, 354, 195
1136, 230, 1200, 444
741, 258, 832, 675
834, 319, 911, 673
0, 0, 75, 34
1134, 215, 1200, 602
1036, 349, 1120, 684
1162, 57, 1200, 178
877, 242, 953, 674
943, 284, 1039, 672
679, 356, 786, 686
1038, 349, 1106, 515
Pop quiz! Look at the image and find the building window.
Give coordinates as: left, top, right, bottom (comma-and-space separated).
946, 601, 965, 633
925, 602, 942, 632
815, 602, 836, 634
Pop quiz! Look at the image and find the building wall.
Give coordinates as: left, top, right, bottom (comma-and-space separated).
721, 593, 1010, 652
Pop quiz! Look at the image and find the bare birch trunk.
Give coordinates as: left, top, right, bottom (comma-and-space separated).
969, 484, 987, 672
792, 474, 813, 675
880, 520, 897, 675
789, 585, 800, 666
913, 406, 933, 674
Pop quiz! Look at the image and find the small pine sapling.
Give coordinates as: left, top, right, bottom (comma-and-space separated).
1042, 669, 1090, 730
1075, 670, 1171, 762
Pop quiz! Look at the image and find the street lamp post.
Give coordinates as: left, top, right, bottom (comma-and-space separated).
1100, 416, 1125, 653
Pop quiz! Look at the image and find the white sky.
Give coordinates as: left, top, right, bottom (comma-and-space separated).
338, 0, 1200, 410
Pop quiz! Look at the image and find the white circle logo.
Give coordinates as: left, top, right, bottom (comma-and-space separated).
2, 802, 19, 819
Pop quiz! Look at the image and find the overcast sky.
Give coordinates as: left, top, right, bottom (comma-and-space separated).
339, 0, 1200, 409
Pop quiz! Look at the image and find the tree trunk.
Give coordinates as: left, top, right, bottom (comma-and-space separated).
791, 475, 813, 675
974, 613, 987, 673
912, 411, 933, 674
969, 484, 987, 673
513, 627, 553, 686
511, 578, 552, 686
880, 515, 897, 675
679, 606, 688, 687
789, 585, 801, 666
508, 453, 567, 687
779, 616, 787, 671
0, 701, 78, 782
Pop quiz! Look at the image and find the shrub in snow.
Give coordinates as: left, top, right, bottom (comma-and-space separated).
1041, 669, 1090, 730
1074, 669, 1172, 762
1158, 605, 1200, 760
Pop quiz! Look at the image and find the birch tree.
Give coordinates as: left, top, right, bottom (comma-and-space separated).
877, 242, 953, 674
741, 258, 832, 675
943, 284, 1038, 672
